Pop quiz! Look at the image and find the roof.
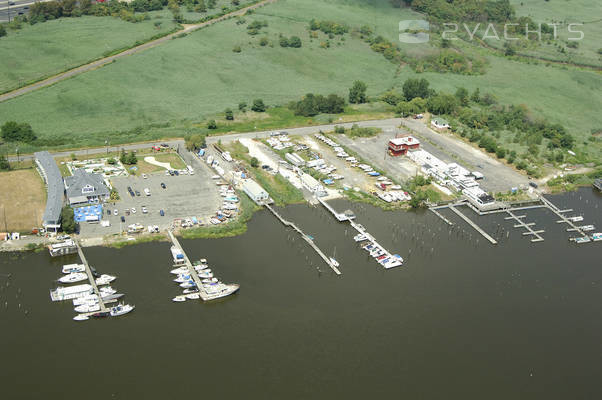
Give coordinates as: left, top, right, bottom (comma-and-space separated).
389, 136, 420, 146
432, 117, 449, 126
242, 179, 268, 197
64, 169, 110, 200
34, 151, 64, 226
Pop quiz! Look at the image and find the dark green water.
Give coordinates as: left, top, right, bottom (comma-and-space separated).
1, 188, 601, 399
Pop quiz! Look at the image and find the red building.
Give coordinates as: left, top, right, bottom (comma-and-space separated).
388, 136, 420, 156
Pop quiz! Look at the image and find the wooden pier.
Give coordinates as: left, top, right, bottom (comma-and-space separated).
449, 205, 498, 244
264, 204, 341, 275
167, 231, 214, 299
540, 196, 590, 239
429, 207, 453, 226
504, 211, 544, 242
75, 241, 108, 313
317, 198, 355, 221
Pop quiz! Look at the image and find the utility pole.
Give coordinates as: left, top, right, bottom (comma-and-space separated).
16, 147, 19, 167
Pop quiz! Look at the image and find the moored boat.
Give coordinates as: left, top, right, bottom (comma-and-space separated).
58, 272, 88, 284
591, 232, 602, 242
73, 314, 89, 321
95, 274, 116, 285
172, 295, 187, 302
185, 293, 201, 300
61, 264, 85, 274
74, 303, 100, 313
109, 304, 135, 317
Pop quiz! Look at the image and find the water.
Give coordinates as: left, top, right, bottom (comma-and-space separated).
1, 188, 601, 399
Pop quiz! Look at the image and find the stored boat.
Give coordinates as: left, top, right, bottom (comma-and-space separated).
329, 258, 339, 267
579, 225, 595, 232
198, 271, 214, 279
100, 286, 117, 295
202, 278, 218, 284
353, 234, 368, 242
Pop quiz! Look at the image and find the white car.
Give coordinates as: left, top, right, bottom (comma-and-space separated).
142, 173, 148, 179
131, 208, 136, 214
142, 207, 148, 214
144, 188, 151, 196
165, 170, 170, 176
113, 209, 118, 215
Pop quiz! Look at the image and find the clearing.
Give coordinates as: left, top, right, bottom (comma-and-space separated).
0, 169, 46, 232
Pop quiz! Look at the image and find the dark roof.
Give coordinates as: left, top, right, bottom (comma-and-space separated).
64, 169, 110, 200
34, 151, 64, 226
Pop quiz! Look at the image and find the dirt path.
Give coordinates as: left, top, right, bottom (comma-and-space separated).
0, 0, 277, 103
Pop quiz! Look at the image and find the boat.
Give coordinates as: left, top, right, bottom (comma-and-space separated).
73, 314, 89, 321
48, 240, 77, 257
73, 293, 123, 305
172, 295, 187, 302
591, 233, 602, 242
74, 303, 100, 313
329, 258, 339, 267
171, 246, 185, 265
61, 263, 85, 274
202, 283, 240, 300
574, 236, 591, 244
202, 278, 218, 284
171, 266, 190, 275
58, 272, 88, 284
383, 255, 403, 269
579, 225, 595, 232
95, 274, 116, 285
198, 271, 214, 279
194, 264, 209, 271
185, 293, 201, 300
99, 286, 117, 295
109, 304, 135, 317
353, 234, 368, 242
50, 284, 94, 301
183, 288, 199, 294
174, 274, 192, 283
180, 281, 196, 289
90, 311, 110, 318
568, 216, 584, 222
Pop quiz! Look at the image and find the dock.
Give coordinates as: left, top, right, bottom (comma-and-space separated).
429, 207, 453, 226
317, 198, 356, 221
504, 211, 544, 242
167, 230, 241, 299
75, 241, 108, 313
264, 204, 341, 275
449, 205, 498, 244
348, 220, 403, 269
540, 195, 591, 239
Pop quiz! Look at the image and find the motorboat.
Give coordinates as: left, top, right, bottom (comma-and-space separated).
353, 234, 368, 242
198, 271, 214, 279
174, 275, 192, 283
62, 264, 85, 274
591, 233, 602, 242
171, 267, 189, 275
180, 281, 197, 289
109, 304, 135, 317
172, 295, 187, 302
58, 272, 88, 284
95, 274, 116, 285
329, 258, 339, 267
73, 314, 89, 321
185, 293, 201, 300
183, 288, 199, 294
195, 265, 210, 272
74, 303, 100, 313
100, 286, 117, 295
568, 216, 584, 222
574, 236, 591, 244
579, 225, 595, 232
202, 278, 218, 284
90, 311, 110, 318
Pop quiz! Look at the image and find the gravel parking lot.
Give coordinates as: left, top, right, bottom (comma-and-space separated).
337, 121, 529, 193
78, 152, 222, 237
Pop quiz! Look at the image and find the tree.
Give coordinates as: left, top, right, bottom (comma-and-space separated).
455, 87, 469, 106
381, 90, 402, 106
426, 93, 458, 115
402, 78, 431, 101
288, 36, 302, 48
250, 157, 259, 168
0, 25, 6, 38
251, 99, 266, 112
119, 149, 128, 164
127, 152, 138, 165
60, 205, 77, 234
207, 119, 217, 129
348, 80, 367, 104
185, 134, 206, 151
0, 153, 10, 171
238, 102, 247, 112
225, 108, 234, 120
1, 121, 36, 143
107, 158, 117, 165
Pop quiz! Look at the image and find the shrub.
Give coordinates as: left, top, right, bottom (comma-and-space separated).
225, 108, 234, 120
251, 99, 266, 112
207, 120, 217, 129
1, 121, 37, 143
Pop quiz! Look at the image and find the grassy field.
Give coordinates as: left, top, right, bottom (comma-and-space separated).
0, 168, 46, 232
0, 0, 600, 156
0, 11, 179, 93
135, 152, 186, 174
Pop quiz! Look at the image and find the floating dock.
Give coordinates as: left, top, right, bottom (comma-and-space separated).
429, 207, 453, 226
540, 196, 592, 240
317, 198, 356, 221
75, 241, 109, 313
449, 205, 498, 245
504, 211, 544, 242
265, 204, 341, 275
349, 220, 403, 269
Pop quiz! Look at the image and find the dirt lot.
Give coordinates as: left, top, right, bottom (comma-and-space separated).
0, 169, 46, 232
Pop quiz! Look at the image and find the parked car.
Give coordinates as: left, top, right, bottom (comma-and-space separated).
529, 182, 538, 188
125, 209, 130, 216
161, 143, 169, 148
135, 190, 141, 197
131, 207, 136, 214
165, 170, 171, 176
159, 209, 165, 217
120, 216, 125, 223
144, 188, 151, 196
160, 182, 166, 189
174, 170, 179, 176
142, 207, 148, 214
113, 209, 118, 215
57, 235, 70, 241
107, 209, 112, 216
142, 173, 148, 179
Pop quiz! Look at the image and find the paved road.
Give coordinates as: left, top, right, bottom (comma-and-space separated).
0, 0, 277, 102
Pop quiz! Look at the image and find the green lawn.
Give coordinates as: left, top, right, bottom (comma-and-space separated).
0, 11, 179, 93
0, 0, 600, 157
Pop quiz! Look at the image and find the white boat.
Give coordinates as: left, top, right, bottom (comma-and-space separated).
109, 304, 135, 317
568, 216, 584, 222
174, 276, 192, 283
58, 272, 88, 284
329, 257, 339, 267
579, 225, 595, 232
74, 303, 100, 313
100, 286, 117, 295
172, 295, 187, 302
170, 267, 189, 275
50, 284, 94, 302
95, 274, 116, 285
194, 265, 210, 272
591, 233, 602, 242
353, 234, 368, 242
202, 278, 218, 284
180, 281, 196, 289
73, 314, 89, 321
574, 236, 591, 244
198, 271, 214, 279
183, 288, 199, 294
185, 293, 201, 300
62, 264, 85, 274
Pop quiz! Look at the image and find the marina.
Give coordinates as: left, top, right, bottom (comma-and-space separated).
504, 210, 545, 243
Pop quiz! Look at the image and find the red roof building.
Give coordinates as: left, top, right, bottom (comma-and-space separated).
388, 136, 420, 156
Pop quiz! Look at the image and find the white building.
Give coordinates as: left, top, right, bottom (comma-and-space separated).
242, 179, 270, 204
285, 152, 305, 167
431, 118, 450, 130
